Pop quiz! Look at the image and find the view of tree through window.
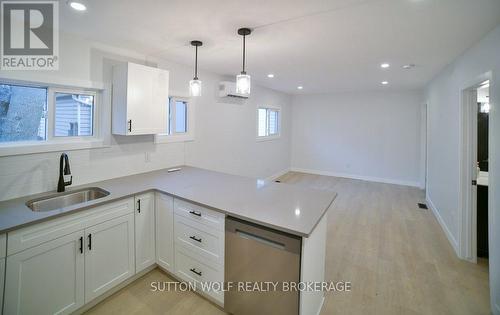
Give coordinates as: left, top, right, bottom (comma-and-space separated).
0, 84, 47, 143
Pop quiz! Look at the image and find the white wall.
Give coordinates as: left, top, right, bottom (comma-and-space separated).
0, 33, 292, 201
291, 91, 423, 187
425, 24, 500, 315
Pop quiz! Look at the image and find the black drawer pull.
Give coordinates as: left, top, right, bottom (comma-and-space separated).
190, 268, 202, 276
189, 210, 201, 217
189, 236, 202, 243
79, 236, 83, 254
137, 199, 141, 213
88, 233, 92, 250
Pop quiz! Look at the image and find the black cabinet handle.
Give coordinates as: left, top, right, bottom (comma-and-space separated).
88, 233, 92, 250
79, 236, 83, 254
128, 119, 132, 132
189, 210, 201, 217
190, 268, 202, 276
137, 199, 141, 213
189, 236, 202, 243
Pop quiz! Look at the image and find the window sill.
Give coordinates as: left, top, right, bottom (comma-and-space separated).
256, 135, 281, 142
0, 139, 107, 157
154, 134, 194, 144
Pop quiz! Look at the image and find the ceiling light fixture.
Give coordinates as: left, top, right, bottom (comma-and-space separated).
403, 64, 415, 69
381, 81, 389, 85
380, 63, 390, 69
236, 28, 252, 95
267, 74, 274, 78
67, 0, 87, 11
189, 40, 203, 97
297, 86, 303, 90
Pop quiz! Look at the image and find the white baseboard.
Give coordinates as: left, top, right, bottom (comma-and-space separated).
426, 196, 460, 256
264, 168, 291, 182
290, 167, 420, 188
315, 295, 325, 315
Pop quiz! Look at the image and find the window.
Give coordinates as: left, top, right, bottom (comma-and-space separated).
257, 107, 280, 139
0, 84, 47, 143
0, 82, 101, 156
54, 93, 94, 137
155, 96, 194, 143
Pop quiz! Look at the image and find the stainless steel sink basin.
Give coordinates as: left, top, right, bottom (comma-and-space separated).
26, 187, 110, 212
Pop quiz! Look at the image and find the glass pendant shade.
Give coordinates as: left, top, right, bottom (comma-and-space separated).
236, 73, 251, 95
189, 79, 202, 97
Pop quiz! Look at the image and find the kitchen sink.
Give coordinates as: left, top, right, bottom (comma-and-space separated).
26, 187, 110, 212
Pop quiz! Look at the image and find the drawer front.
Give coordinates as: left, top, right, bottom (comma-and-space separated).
175, 247, 224, 304
8, 198, 134, 256
0, 234, 6, 259
174, 215, 224, 265
174, 198, 224, 231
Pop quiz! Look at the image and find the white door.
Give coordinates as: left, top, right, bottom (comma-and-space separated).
126, 63, 168, 135
4, 231, 85, 315
156, 193, 174, 272
135, 192, 155, 273
85, 214, 135, 303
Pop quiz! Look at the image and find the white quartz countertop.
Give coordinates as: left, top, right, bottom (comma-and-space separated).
0, 166, 336, 237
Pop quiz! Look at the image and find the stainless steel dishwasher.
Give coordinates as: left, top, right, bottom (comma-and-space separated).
225, 216, 302, 315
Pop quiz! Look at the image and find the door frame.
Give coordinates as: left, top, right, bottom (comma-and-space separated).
458, 71, 491, 262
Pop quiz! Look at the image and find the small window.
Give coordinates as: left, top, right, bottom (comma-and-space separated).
54, 92, 94, 137
257, 107, 280, 138
0, 84, 47, 143
167, 97, 189, 135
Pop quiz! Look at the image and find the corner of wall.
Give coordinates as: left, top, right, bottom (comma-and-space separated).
426, 195, 460, 257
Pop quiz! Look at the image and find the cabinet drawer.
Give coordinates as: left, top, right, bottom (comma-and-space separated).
8, 198, 134, 256
0, 234, 6, 259
174, 247, 224, 304
174, 215, 224, 266
174, 199, 224, 231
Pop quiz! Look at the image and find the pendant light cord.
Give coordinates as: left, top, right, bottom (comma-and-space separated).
242, 34, 246, 74
194, 45, 198, 79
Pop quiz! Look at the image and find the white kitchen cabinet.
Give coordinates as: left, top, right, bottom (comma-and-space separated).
112, 62, 169, 135
135, 192, 155, 273
155, 193, 174, 272
4, 230, 85, 315
85, 213, 135, 303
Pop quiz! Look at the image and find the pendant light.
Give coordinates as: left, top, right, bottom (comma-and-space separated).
189, 40, 203, 97
236, 28, 252, 95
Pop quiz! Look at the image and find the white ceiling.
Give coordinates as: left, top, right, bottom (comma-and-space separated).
60, 0, 500, 94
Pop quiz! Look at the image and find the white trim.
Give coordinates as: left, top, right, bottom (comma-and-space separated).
0, 73, 104, 90
256, 105, 281, 140
290, 167, 420, 187
426, 196, 460, 256
263, 168, 290, 182
154, 96, 195, 144
0, 139, 107, 156
314, 296, 325, 315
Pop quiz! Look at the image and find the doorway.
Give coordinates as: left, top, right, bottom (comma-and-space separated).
460, 77, 490, 263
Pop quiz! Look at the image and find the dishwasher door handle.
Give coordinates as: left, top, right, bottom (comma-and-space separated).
236, 229, 286, 250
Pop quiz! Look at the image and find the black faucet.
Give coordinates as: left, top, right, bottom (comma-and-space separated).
57, 153, 72, 192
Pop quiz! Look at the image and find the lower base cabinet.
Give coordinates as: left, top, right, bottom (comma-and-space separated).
156, 193, 174, 272
85, 213, 135, 302
4, 231, 85, 315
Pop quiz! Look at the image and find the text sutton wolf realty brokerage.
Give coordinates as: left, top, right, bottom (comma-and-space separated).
1, 1, 59, 70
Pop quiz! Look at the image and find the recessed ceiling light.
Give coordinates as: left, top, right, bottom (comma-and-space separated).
67, 0, 87, 11
381, 81, 389, 85
403, 64, 415, 69
267, 74, 274, 78
380, 63, 390, 69
297, 86, 303, 90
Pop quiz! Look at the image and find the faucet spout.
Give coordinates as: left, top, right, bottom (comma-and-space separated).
57, 153, 72, 192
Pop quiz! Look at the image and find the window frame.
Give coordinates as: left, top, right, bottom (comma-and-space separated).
154, 96, 195, 144
0, 80, 104, 157
256, 105, 281, 141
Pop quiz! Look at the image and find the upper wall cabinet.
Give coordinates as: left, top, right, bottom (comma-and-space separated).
112, 62, 169, 135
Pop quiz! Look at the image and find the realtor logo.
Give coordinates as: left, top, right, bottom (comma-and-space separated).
1, 1, 59, 70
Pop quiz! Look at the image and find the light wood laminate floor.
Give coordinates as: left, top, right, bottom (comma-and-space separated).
85, 172, 490, 315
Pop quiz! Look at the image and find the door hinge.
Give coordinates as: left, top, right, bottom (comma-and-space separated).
128, 119, 132, 132
472, 180, 477, 186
